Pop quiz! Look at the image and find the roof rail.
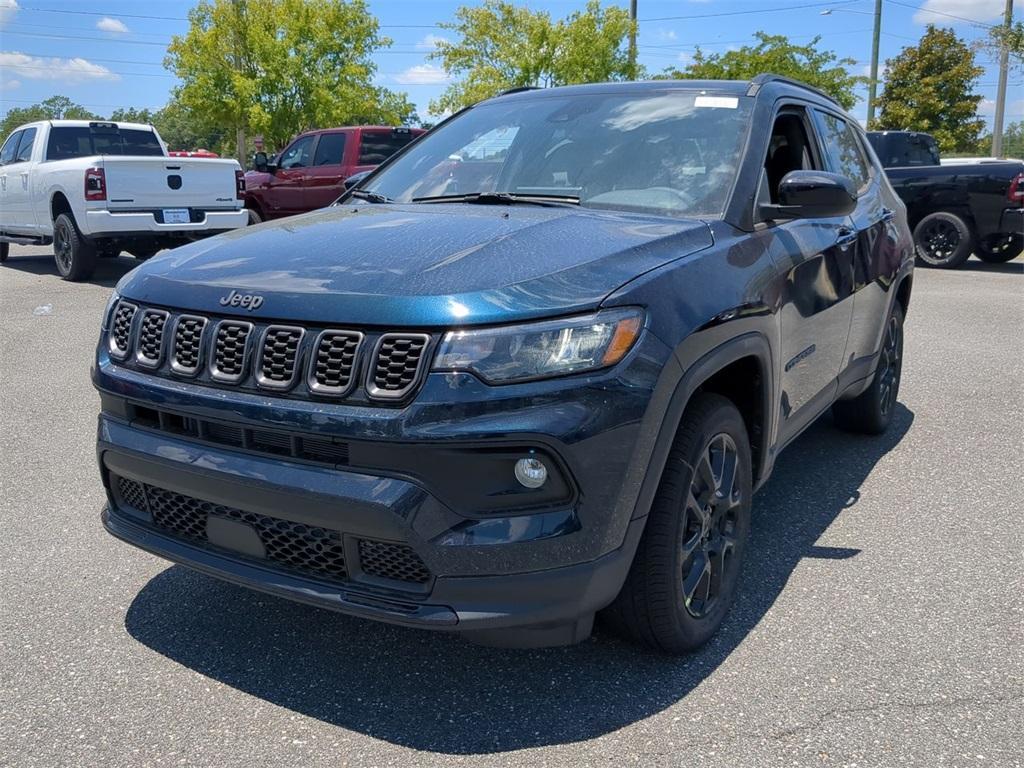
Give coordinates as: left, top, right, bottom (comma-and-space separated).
496, 86, 542, 97
746, 73, 840, 106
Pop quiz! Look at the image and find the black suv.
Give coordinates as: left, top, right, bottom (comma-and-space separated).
94, 75, 913, 653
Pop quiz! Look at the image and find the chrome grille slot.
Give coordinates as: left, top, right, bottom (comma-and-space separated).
211, 321, 253, 383
108, 301, 138, 360
368, 333, 431, 400
171, 315, 207, 376
135, 309, 168, 368
256, 325, 304, 390
309, 330, 363, 395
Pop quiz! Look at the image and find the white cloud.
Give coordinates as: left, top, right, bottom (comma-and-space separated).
0, 78, 20, 91
654, 29, 677, 42
96, 16, 129, 34
676, 51, 693, 65
0, 52, 119, 83
416, 34, 448, 51
0, 0, 18, 29
912, 0, 1005, 25
979, 98, 1024, 116
394, 64, 449, 85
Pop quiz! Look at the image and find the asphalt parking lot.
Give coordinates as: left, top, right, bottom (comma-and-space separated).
1, 244, 1022, 767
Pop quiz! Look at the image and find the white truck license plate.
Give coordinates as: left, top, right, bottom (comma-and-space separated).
162, 208, 190, 224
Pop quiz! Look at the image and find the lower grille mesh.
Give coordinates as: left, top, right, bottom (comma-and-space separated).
114, 477, 430, 586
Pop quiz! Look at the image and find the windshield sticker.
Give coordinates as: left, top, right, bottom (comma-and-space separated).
694, 96, 739, 109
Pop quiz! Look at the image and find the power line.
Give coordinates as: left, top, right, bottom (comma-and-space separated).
884, 0, 999, 28
640, 0, 862, 22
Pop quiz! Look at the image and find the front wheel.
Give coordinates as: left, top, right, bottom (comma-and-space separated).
913, 212, 973, 269
53, 213, 96, 281
603, 393, 752, 654
833, 303, 905, 435
975, 233, 1023, 263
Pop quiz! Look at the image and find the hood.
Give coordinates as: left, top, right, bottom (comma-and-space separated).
118, 204, 712, 327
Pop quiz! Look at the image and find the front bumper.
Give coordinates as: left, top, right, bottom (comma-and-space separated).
84, 208, 248, 236
94, 329, 673, 642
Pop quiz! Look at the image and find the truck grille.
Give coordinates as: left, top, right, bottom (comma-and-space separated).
256, 326, 304, 388
171, 316, 207, 375
136, 310, 168, 368
105, 300, 433, 403
211, 321, 253, 382
114, 476, 431, 587
109, 302, 138, 360
369, 334, 431, 399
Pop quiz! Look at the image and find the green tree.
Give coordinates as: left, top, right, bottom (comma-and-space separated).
165, 0, 416, 162
429, 0, 637, 114
976, 20, 1024, 75
657, 32, 863, 111
1, 95, 100, 138
110, 107, 157, 124
972, 121, 1024, 159
873, 25, 984, 153
150, 98, 227, 153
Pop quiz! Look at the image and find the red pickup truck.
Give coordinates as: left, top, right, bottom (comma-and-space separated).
243, 126, 424, 223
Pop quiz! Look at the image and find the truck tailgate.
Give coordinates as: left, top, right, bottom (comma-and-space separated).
99, 156, 240, 210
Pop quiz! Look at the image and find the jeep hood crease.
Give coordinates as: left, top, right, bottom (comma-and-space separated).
117, 204, 713, 327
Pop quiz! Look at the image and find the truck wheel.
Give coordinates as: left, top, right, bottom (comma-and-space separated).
913, 212, 973, 269
247, 208, 262, 225
833, 303, 904, 435
0, 242, 8, 263
975, 233, 1023, 263
53, 213, 97, 281
603, 393, 752, 654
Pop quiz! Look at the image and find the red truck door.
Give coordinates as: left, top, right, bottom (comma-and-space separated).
302, 131, 351, 210
263, 134, 316, 216
349, 128, 420, 177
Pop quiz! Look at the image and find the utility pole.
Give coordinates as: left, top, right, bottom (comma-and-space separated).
992, 0, 1014, 158
628, 0, 638, 79
866, 0, 883, 127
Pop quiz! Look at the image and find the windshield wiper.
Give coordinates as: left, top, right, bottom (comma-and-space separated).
349, 189, 392, 204
411, 191, 580, 207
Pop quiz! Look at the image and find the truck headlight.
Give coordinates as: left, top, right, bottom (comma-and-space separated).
433, 308, 644, 384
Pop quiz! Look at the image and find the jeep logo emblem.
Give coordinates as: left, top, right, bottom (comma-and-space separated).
219, 290, 264, 311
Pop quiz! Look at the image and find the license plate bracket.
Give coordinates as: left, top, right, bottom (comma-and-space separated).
162, 208, 190, 224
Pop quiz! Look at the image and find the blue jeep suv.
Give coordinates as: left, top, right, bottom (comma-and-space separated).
94, 76, 913, 652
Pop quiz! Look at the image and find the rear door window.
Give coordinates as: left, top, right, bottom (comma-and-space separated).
313, 133, 346, 166
14, 127, 36, 163
358, 130, 415, 165
1, 130, 23, 165
815, 111, 871, 191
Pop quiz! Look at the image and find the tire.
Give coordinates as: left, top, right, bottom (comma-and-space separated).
913, 212, 973, 269
247, 207, 262, 225
603, 393, 752, 654
975, 233, 1023, 263
0, 242, 8, 263
833, 303, 904, 435
52, 213, 97, 281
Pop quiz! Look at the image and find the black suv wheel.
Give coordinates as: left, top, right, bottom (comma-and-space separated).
833, 303, 904, 434
53, 213, 97, 281
604, 393, 752, 653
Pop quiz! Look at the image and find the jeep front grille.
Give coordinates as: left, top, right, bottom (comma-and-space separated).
135, 310, 168, 368
171, 315, 207, 375
310, 330, 363, 395
256, 326, 304, 389
370, 333, 431, 399
109, 301, 137, 360
211, 321, 253, 382
105, 302, 433, 403
113, 476, 432, 587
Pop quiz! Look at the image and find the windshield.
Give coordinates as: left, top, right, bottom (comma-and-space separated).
363, 90, 753, 218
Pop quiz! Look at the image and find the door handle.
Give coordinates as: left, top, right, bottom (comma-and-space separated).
836, 226, 858, 250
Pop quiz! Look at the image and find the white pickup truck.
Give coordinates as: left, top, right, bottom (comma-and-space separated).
0, 120, 249, 280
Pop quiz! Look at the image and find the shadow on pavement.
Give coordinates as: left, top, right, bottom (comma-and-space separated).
125, 405, 914, 754
959, 256, 1024, 274
1, 252, 141, 288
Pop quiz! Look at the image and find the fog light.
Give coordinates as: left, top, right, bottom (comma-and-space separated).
514, 457, 548, 489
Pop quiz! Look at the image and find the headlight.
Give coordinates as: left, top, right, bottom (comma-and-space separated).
433, 308, 644, 384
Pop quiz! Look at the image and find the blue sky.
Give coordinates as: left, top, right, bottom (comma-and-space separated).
0, 0, 1020, 134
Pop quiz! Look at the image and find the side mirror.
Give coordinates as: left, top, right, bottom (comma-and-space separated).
343, 170, 372, 190
760, 170, 857, 220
